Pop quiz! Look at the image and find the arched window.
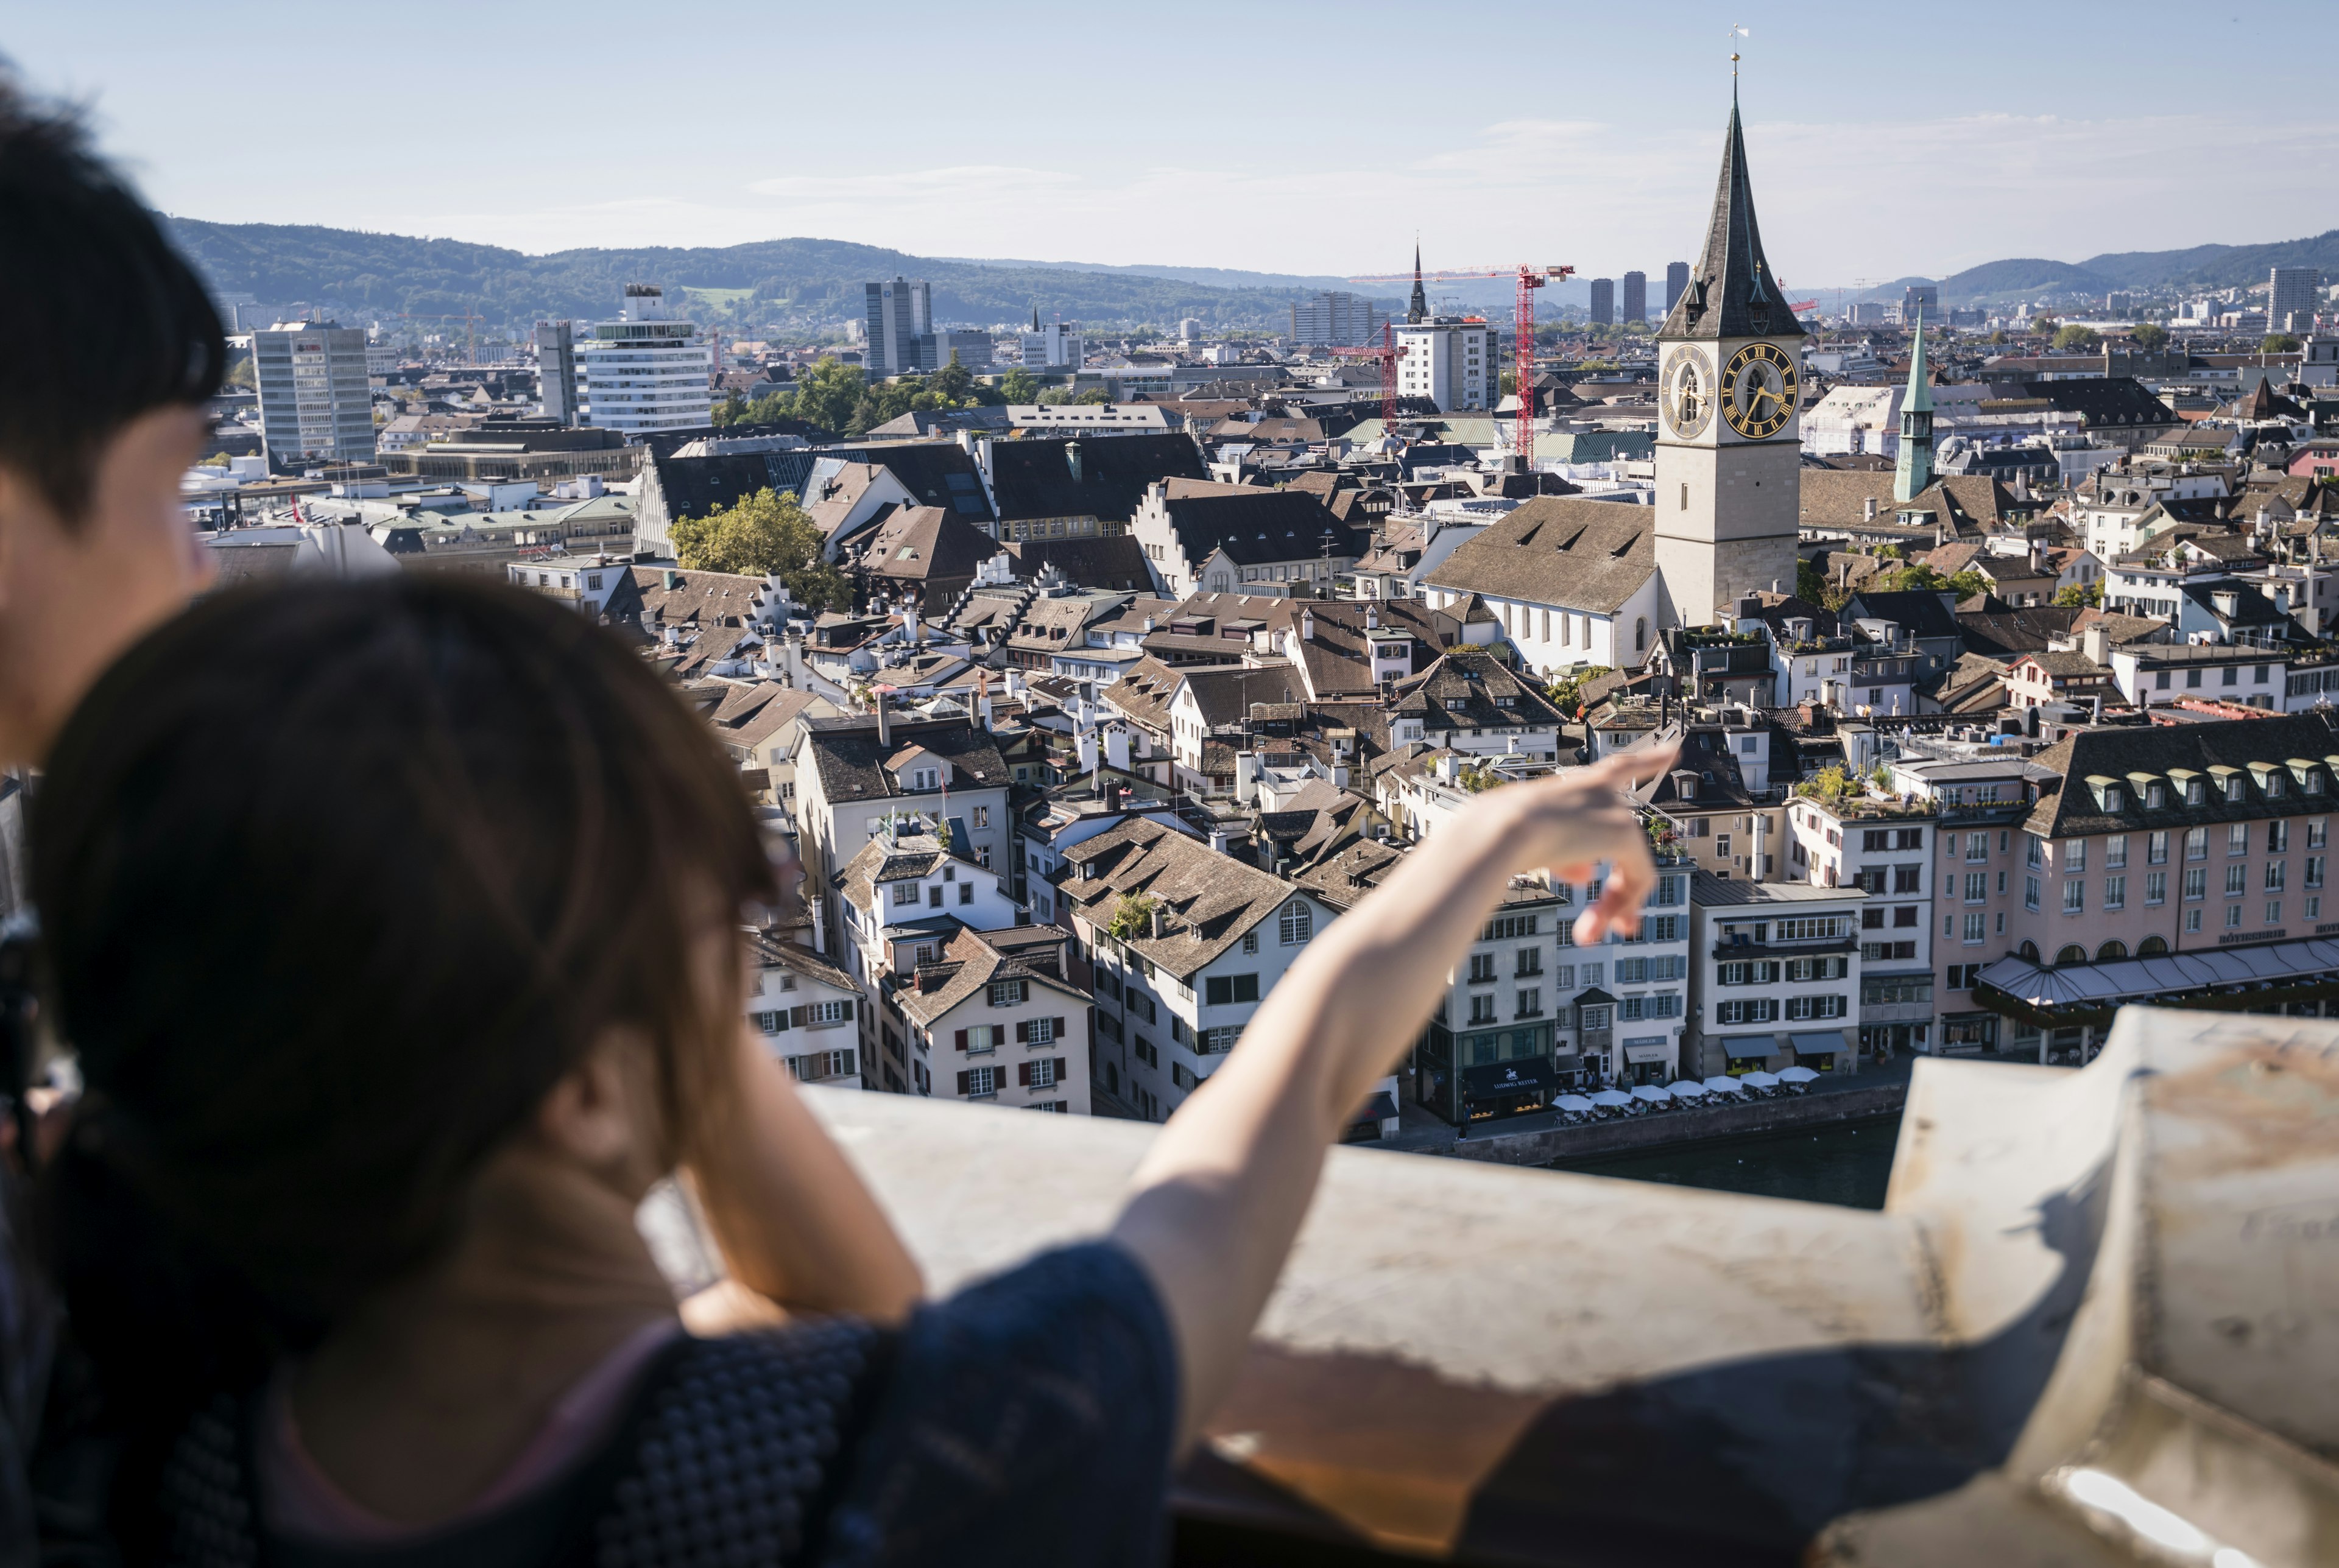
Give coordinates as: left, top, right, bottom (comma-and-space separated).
2055, 944, 2088, 966
2097, 940, 2128, 961
2137, 935, 2168, 956
1635, 617, 1648, 653
2018, 941, 2041, 963
1278, 899, 1313, 946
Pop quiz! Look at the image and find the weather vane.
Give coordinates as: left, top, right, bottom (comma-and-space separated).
1730, 23, 1749, 77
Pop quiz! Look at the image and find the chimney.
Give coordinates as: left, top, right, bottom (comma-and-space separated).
663, 568, 679, 589
1301, 608, 1316, 641
977, 671, 993, 727
2083, 624, 2109, 665
1149, 905, 1166, 940
808, 893, 826, 956
875, 690, 891, 747
1365, 603, 1380, 630
1863, 497, 1877, 521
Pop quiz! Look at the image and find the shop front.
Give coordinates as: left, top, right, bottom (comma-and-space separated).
1620, 1035, 1674, 1086
1790, 1029, 1855, 1074
1461, 1056, 1554, 1123
1939, 1011, 1999, 1054
1719, 1034, 1778, 1074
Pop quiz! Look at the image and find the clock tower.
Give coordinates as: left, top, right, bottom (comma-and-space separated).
1653, 92, 1807, 627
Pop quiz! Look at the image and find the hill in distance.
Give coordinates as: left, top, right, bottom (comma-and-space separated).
164, 220, 1406, 334
1833, 228, 2339, 308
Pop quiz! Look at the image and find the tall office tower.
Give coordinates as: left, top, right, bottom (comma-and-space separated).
1622, 272, 1648, 324
1589, 278, 1615, 325
1651, 93, 1808, 626
1289, 290, 1383, 346
576, 285, 713, 435
250, 318, 376, 463
1902, 284, 1939, 322
862, 278, 933, 376
1665, 261, 1690, 315
1018, 312, 1085, 369
2270, 267, 2320, 334
535, 320, 578, 424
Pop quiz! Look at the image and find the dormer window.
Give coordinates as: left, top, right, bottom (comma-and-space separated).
2226, 776, 2246, 803
912, 767, 940, 792
2147, 782, 2165, 808
2188, 780, 2206, 805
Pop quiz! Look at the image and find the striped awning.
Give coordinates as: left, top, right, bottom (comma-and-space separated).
1976, 937, 2339, 1013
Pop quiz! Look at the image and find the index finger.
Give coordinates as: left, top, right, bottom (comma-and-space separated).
1578, 741, 1679, 795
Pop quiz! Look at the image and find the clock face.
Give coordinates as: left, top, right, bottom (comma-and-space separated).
1721, 341, 1799, 439
1661, 346, 1713, 440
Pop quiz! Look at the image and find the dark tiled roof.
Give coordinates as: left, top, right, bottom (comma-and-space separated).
989, 434, 1207, 524
800, 717, 1009, 804
1422, 496, 1656, 613
1158, 488, 1364, 568
1655, 101, 1807, 343
1841, 589, 1964, 642
1004, 535, 1152, 590
1390, 649, 1567, 732
1956, 605, 2081, 659
856, 505, 997, 585
1056, 818, 1319, 979
2024, 712, 2339, 838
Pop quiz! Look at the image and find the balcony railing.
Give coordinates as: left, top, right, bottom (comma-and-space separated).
646, 1008, 2339, 1566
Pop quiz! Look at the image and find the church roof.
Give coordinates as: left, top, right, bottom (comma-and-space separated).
1656, 95, 1807, 343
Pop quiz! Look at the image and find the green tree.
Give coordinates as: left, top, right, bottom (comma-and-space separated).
788, 357, 870, 435
2264, 333, 2303, 354
711, 392, 748, 429
224, 356, 257, 390
1988, 330, 2008, 346
1073, 387, 1113, 406
2031, 316, 2059, 338
1542, 664, 1612, 717
1795, 555, 1831, 605
2053, 580, 2103, 609
1106, 892, 1162, 941
2129, 322, 2168, 352
931, 351, 973, 404
2052, 324, 2101, 353
669, 487, 850, 611
997, 366, 1040, 404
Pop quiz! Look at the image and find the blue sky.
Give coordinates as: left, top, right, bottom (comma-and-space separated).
12, 0, 2335, 288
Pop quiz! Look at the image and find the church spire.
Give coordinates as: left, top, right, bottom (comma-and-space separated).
1657, 94, 1806, 343
1407, 240, 1428, 325
1894, 309, 1935, 503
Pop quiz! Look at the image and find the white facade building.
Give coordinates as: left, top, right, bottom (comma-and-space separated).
1685, 876, 1867, 1080
1393, 318, 1496, 412
863, 277, 933, 376
1784, 801, 1936, 1056
744, 929, 866, 1091
576, 285, 713, 435
1019, 320, 1085, 369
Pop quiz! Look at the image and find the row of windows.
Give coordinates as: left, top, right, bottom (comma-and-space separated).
1716, 995, 1847, 1024
2029, 859, 2325, 912
1716, 955, 1849, 985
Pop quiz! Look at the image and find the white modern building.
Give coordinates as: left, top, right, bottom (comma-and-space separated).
1393, 318, 1496, 412
1784, 800, 1938, 1056
576, 285, 713, 435
535, 320, 579, 424
250, 320, 376, 463
1019, 318, 1085, 370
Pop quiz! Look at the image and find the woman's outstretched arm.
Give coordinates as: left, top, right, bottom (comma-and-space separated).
1109, 744, 1676, 1446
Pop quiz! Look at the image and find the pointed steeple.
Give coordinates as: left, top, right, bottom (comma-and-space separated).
1408, 241, 1428, 325
1894, 309, 1936, 503
1658, 95, 1806, 342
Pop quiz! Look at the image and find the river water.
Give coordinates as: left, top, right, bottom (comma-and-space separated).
1548, 1112, 1905, 1211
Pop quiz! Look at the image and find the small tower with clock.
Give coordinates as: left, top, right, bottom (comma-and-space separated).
1653, 89, 1807, 627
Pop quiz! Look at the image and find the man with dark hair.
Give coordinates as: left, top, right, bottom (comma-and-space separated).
0, 73, 225, 772
0, 69, 226, 1555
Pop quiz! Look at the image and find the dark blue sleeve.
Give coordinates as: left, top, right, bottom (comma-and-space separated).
815, 1240, 1179, 1568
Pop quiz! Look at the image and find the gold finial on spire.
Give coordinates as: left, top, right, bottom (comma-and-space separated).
1729, 24, 1749, 83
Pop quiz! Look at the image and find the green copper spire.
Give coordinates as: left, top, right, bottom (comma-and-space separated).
1894, 308, 1935, 503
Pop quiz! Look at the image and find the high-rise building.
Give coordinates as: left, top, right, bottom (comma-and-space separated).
1290, 290, 1384, 346
1179, 318, 1202, 343
1589, 278, 1615, 325
576, 285, 712, 435
911, 331, 995, 372
534, 320, 579, 425
2270, 267, 2320, 334
1652, 94, 1807, 625
1902, 284, 1939, 322
1622, 272, 1648, 324
250, 318, 375, 464
1665, 261, 1690, 315
1392, 318, 1497, 412
863, 277, 933, 376
1018, 312, 1084, 369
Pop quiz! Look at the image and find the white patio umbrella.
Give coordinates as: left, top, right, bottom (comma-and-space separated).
1630, 1084, 1674, 1106
1702, 1075, 1748, 1095
1776, 1066, 1820, 1084
1588, 1088, 1634, 1109
1739, 1070, 1782, 1090
1554, 1094, 1598, 1114
1668, 1078, 1709, 1099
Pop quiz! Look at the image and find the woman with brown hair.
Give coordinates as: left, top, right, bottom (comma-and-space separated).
32, 575, 1665, 1566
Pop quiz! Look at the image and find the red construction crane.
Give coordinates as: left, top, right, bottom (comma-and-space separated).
1326, 322, 1400, 424
1512, 265, 1575, 465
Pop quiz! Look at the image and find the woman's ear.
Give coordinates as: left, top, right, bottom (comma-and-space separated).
536, 1028, 665, 1190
